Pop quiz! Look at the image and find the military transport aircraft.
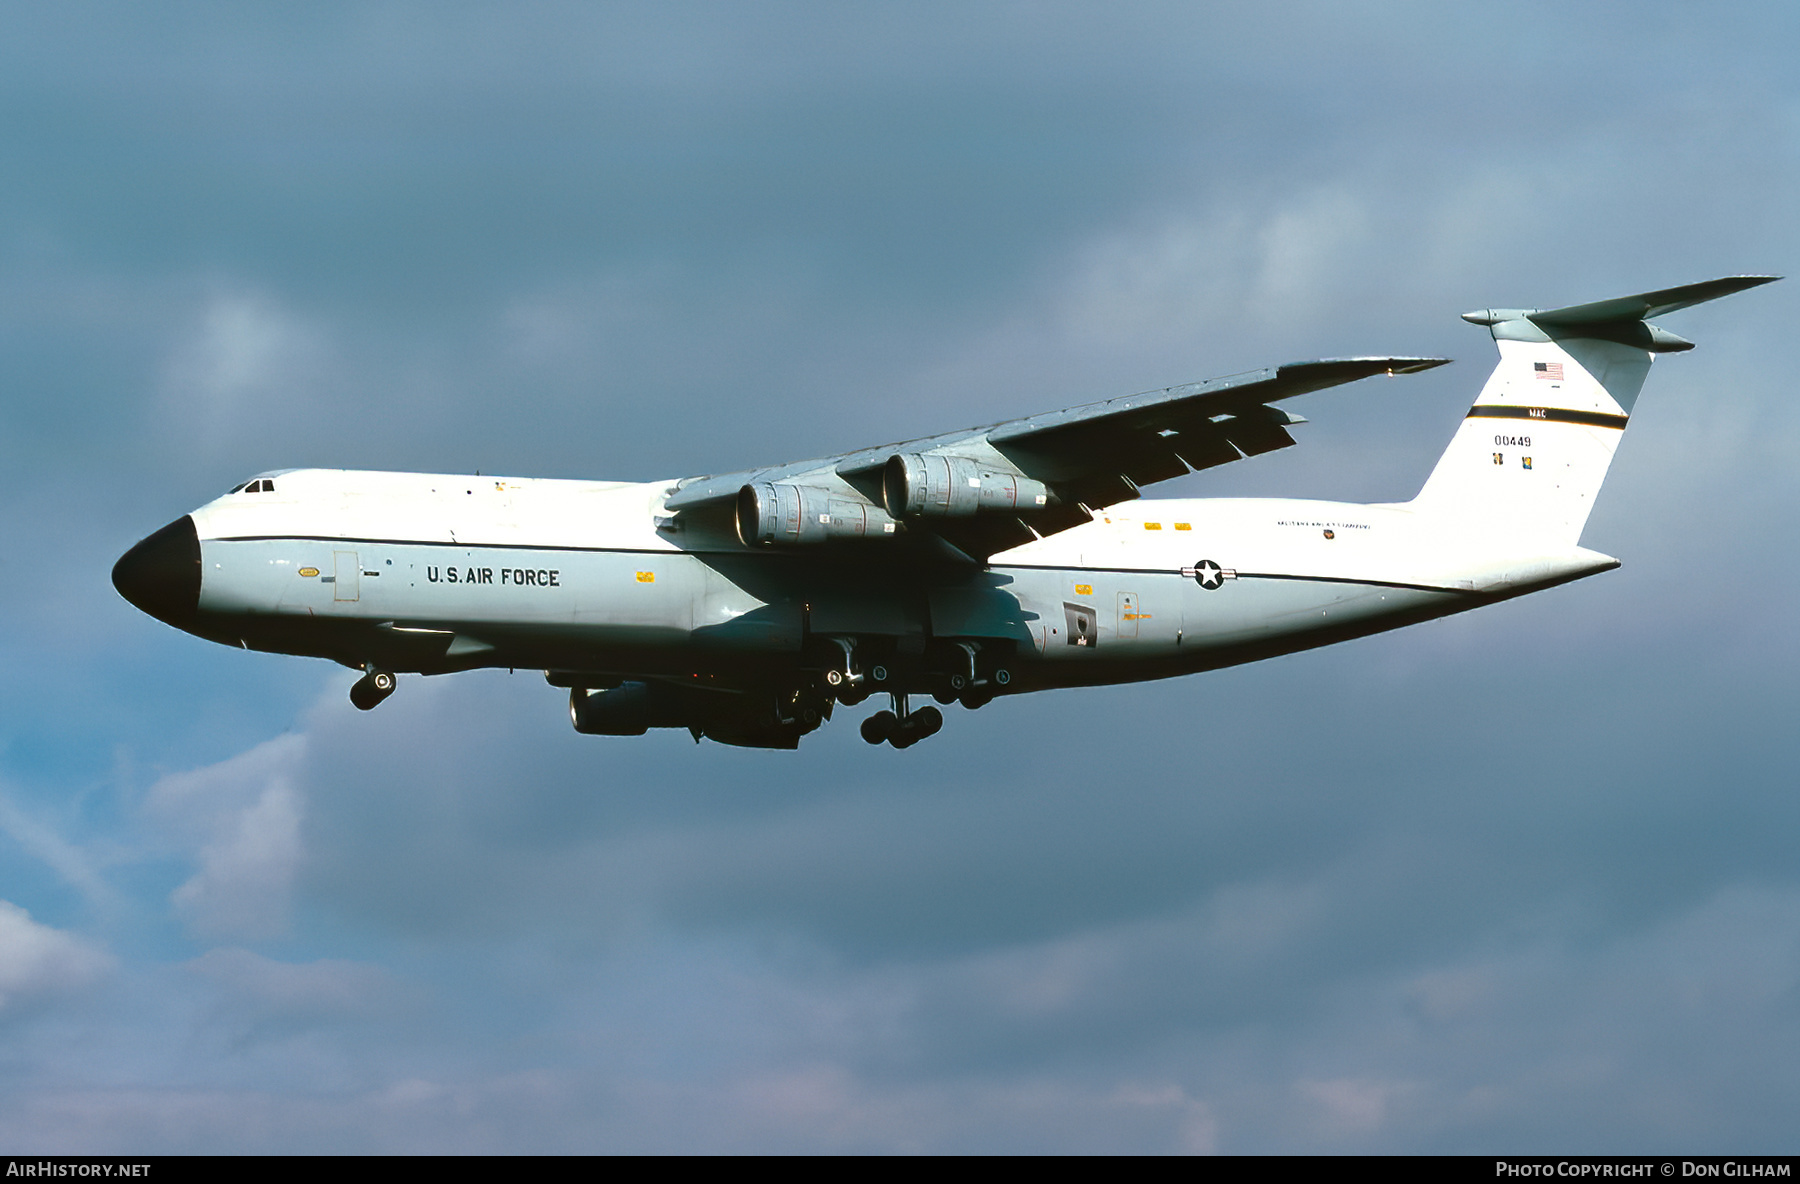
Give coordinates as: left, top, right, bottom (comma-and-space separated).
114, 276, 1775, 749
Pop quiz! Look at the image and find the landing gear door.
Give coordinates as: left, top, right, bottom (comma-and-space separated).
334, 551, 360, 602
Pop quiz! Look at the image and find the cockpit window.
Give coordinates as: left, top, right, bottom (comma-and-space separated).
229, 482, 249, 494
231, 478, 278, 494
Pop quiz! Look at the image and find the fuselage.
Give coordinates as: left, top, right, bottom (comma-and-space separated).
131, 466, 1616, 696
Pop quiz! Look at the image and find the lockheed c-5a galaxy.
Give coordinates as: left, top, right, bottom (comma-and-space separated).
115, 277, 1774, 749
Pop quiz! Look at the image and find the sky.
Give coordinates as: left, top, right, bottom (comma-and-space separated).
2, 0, 1797, 1154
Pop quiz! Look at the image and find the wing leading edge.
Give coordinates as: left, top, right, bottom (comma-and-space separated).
664, 355, 1448, 560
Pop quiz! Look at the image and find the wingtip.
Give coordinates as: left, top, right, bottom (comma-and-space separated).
1386, 357, 1453, 374
1293, 356, 1453, 373
1709, 274, 1782, 291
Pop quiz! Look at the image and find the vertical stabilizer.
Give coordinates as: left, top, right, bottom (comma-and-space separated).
1409, 276, 1776, 547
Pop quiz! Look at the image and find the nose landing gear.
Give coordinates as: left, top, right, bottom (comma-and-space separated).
859, 692, 943, 749
350, 666, 396, 711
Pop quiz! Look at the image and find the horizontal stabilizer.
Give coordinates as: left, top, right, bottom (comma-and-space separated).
1527, 275, 1779, 325
1463, 275, 1779, 329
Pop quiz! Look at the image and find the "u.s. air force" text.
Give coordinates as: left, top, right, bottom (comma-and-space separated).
426, 566, 560, 587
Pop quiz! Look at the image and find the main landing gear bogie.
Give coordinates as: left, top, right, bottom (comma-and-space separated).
815, 636, 1016, 744
860, 700, 943, 749
816, 637, 1011, 709
350, 666, 396, 711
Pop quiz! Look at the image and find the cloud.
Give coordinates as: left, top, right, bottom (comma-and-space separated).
187, 947, 396, 1020
1298, 1076, 1406, 1136
3, 0, 1798, 1155
0, 901, 112, 1012
145, 733, 307, 940
0, 790, 119, 915
158, 291, 330, 448
180, 947, 408, 1065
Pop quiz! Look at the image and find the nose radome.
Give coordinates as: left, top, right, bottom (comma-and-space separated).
112, 516, 201, 628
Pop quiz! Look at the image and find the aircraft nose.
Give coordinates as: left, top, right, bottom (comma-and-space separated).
112, 515, 201, 628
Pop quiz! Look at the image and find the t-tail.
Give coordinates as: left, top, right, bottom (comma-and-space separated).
1409, 275, 1778, 547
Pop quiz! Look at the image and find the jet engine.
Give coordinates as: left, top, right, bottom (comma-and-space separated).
735, 482, 901, 546
882, 453, 1051, 519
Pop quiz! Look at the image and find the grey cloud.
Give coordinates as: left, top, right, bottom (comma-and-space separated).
3, 0, 1798, 1153
188, 947, 398, 1019
146, 733, 307, 940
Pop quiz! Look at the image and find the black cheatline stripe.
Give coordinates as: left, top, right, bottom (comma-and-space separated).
995, 563, 1471, 595
1234, 571, 1471, 595
1466, 405, 1628, 429
211, 534, 673, 554
999, 562, 1197, 577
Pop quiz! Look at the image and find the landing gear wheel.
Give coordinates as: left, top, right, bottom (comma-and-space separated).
861, 710, 896, 745
884, 705, 943, 749
350, 669, 396, 711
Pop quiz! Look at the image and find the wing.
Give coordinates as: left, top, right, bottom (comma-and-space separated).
662, 356, 1449, 561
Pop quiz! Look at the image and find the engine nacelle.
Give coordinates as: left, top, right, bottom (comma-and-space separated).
735, 482, 900, 546
569, 682, 652, 735
882, 453, 1051, 519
